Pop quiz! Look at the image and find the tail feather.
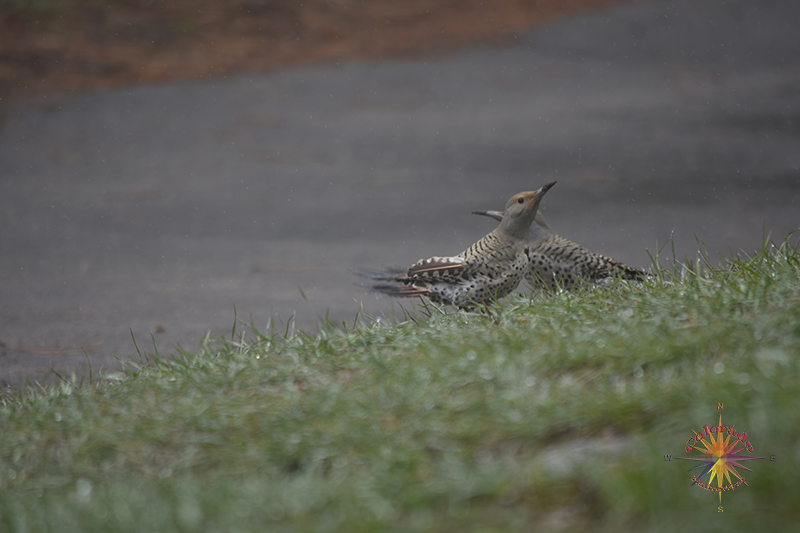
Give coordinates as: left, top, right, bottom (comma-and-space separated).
605, 260, 647, 281
622, 265, 647, 281
366, 283, 428, 298
352, 266, 428, 298
351, 266, 407, 282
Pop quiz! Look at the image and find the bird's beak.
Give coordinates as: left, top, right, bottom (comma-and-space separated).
523, 181, 556, 208
534, 181, 556, 201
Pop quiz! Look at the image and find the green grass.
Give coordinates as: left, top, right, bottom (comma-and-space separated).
2, 234, 799, 532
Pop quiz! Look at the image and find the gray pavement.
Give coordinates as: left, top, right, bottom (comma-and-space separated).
1, 0, 799, 389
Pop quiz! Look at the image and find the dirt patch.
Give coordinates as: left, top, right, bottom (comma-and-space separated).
1, 0, 636, 102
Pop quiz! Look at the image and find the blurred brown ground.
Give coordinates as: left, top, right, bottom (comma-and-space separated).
1, 0, 636, 100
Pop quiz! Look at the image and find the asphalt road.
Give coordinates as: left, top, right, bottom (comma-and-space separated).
1, 0, 798, 389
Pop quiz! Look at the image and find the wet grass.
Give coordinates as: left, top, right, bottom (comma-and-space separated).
1, 234, 799, 532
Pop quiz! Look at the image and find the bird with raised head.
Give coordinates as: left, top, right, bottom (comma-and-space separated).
357, 182, 556, 308
471, 208, 645, 291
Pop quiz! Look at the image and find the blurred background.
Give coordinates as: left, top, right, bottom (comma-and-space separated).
1, 0, 799, 388
0, 0, 632, 98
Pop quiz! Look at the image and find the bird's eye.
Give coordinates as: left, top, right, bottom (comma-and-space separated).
517, 197, 524, 204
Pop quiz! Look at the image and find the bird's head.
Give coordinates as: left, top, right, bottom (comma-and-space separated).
496, 181, 556, 241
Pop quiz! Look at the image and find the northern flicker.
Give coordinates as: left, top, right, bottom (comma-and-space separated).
471, 209, 645, 291
358, 182, 556, 308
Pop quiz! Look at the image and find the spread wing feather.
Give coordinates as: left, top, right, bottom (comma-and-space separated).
353, 256, 485, 299
406, 256, 467, 280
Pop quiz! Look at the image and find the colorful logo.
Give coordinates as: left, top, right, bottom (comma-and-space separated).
666, 404, 776, 511
675, 412, 763, 503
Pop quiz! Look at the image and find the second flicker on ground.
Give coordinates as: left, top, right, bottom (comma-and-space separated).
471, 209, 646, 291
359, 182, 556, 308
